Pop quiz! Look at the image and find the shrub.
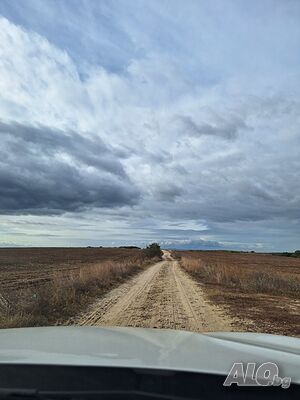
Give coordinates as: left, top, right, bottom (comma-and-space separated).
143, 243, 163, 259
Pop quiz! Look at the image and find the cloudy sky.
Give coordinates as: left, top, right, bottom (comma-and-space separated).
0, 0, 299, 251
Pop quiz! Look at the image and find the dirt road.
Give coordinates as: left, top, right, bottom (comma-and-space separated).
75, 251, 235, 332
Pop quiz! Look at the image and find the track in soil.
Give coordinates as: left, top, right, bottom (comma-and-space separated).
74, 251, 235, 332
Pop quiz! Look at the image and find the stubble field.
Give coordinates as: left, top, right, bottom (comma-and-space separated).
174, 251, 300, 336
0, 247, 152, 328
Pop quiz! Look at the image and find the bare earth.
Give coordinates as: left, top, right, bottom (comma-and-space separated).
74, 251, 237, 332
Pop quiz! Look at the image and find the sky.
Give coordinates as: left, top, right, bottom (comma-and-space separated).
0, 0, 299, 251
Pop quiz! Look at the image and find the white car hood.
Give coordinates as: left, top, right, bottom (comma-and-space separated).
0, 327, 299, 384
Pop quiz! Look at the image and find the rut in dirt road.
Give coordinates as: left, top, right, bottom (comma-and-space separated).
74, 251, 235, 332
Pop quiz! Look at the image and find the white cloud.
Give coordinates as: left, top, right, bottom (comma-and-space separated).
0, 0, 300, 251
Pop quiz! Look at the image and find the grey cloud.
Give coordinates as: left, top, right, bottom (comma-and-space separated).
0, 122, 139, 214
0, 2, 300, 252
0, 121, 126, 177
153, 184, 183, 202
155, 193, 299, 224
178, 115, 247, 140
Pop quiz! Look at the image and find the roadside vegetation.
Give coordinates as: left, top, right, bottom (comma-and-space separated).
180, 255, 299, 297
175, 250, 300, 336
0, 248, 159, 329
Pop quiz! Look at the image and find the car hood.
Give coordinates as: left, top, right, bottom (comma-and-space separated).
0, 327, 299, 383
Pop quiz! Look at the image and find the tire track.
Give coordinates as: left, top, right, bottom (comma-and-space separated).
74, 251, 235, 332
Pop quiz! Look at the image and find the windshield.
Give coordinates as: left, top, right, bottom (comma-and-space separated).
0, 0, 299, 346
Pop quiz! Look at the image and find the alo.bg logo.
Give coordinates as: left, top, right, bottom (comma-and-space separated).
223, 362, 291, 389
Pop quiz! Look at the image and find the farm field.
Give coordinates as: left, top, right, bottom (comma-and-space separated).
0, 247, 144, 291
0, 247, 153, 328
1, 247, 299, 337
174, 251, 300, 336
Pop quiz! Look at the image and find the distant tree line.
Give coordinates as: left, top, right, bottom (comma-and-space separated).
276, 250, 300, 258
118, 246, 141, 249
85, 243, 163, 260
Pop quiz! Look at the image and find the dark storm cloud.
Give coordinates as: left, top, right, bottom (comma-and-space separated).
178, 115, 247, 140
0, 122, 139, 214
0, 121, 126, 177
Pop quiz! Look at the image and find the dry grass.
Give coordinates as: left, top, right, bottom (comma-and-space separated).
176, 251, 300, 336
0, 247, 146, 291
0, 252, 156, 328
180, 255, 300, 297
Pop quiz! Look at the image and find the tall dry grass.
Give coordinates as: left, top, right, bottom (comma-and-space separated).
180, 256, 300, 297
0, 254, 155, 328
